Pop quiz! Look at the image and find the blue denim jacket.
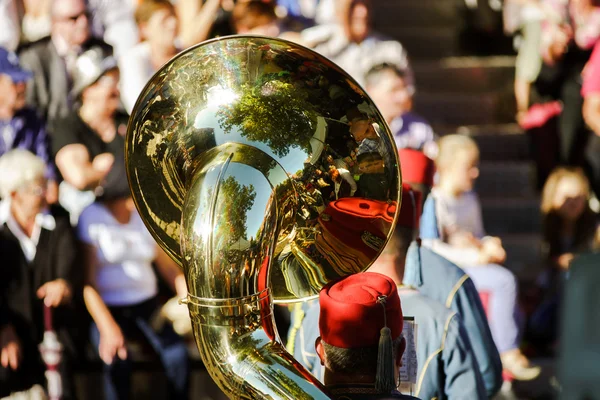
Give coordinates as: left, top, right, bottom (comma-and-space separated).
0, 107, 56, 180
404, 193, 503, 397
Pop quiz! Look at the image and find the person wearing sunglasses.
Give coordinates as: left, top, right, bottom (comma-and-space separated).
18, 0, 107, 134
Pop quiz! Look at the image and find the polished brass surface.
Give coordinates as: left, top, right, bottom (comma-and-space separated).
126, 35, 401, 399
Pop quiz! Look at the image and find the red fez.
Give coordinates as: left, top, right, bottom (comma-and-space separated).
397, 183, 422, 230
399, 148, 435, 187
319, 272, 403, 348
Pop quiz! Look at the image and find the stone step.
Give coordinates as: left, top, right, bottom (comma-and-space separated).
377, 27, 462, 60
498, 233, 544, 279
413, 57, 515, 94
441, 124, 530, 161
481, 196, 541, 235
373, 0, 463, 29
476, 161, 537, 197
414, 90, 515, 126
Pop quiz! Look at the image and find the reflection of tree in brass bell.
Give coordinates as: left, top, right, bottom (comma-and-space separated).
211, 176, 256, 244
217, 79, 317, 158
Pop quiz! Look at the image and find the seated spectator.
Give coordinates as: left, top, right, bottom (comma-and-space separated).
52, 44, 125, 225
529, 166, 600, 350
420, 134, 541, 381
120, 0, 224, 114
400, 148, 503, 397
0, 149, 81, 399
365, 64, 438, 159
231, 0, 280, 35
368, 184, 487, 400
541, 166, 600, 270
300, 0, 413, 88
347, 108, 396, 196
356, 151, 389, 201
316, 272, 419, 399
78, 158, 190, 400
19, 0, 106, 133
120, 0, 180, 114
0, 47, 57, 203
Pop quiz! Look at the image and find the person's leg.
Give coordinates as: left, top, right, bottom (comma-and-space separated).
58, 348, 78, 400
559, 74, 589, 165
134, 300, 190, 400
584, 133, 600, 198
527, 116, 560, 190
90, 322, 132, 400
464, 264, 541, 380
515, 19, 543, 118
463, 264, 520, 353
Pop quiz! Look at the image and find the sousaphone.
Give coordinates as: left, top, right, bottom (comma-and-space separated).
125, 35, 402, 399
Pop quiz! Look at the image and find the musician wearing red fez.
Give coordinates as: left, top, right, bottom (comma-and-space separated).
398, 148, 435, 205
315, 272, 420, 400
400, 150, 503, 397
369, 184, 487, 399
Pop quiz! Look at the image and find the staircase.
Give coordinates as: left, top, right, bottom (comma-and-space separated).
373, 0, 544, 281
374, 2, 558, 399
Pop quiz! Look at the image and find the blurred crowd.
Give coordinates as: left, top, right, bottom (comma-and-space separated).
504, 0, 600, 194
0, 0, 599, 399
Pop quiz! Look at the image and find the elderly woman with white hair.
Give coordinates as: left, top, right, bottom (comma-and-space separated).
0, 149, 81, 399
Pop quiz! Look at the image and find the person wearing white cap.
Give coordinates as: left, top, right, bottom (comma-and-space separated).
51, 43, 125, 225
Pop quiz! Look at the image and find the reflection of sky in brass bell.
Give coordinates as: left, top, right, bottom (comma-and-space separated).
191, 161, 276, 242
206, 85, 238, 108
194, 106, 329, 175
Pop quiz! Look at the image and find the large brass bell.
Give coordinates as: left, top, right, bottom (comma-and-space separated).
126, 35, 401, 399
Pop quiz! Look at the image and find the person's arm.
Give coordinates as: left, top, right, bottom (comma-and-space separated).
176, 0, 222, 48
118, 49, 149, 114
468, 192, 487, 240
154, 245, 187, 299
337, 168, 357, 196
0, 324, 20, 370
18, 48, 45, 114
449, 278, 503, 397
37, 217, 80, 307
422, 238, 481, 268
583, 94, 600, 135
441, 314, 488, 400
81, 242, 127, 364
55, 144, 114, 191
32, 117, 58, 181
99, 4, 139, 58
0, 0, 20, 52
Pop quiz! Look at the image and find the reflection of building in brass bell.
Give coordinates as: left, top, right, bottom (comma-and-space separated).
125, 35, 401, 400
